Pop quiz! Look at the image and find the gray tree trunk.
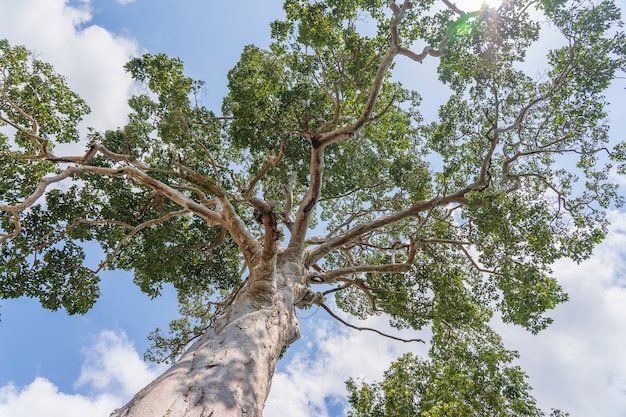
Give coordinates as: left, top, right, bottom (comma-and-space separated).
110, 258, 307, 417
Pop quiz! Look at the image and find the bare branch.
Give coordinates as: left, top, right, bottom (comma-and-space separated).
305, 235, 328, 245
441, 0, 465, 15
458, 245, 505, 277
0, 166, 77, 213
397, 25, 452, 62
314, 263, 409, 282
313, 240, 417, 283
320, 303, 425, 343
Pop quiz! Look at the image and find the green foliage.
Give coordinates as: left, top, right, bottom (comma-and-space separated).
145, 292, 217, 364
0, 231, 99, 314
0, 39, 90, 144
1, 0, 626, 412
0, 44, 243, 316
347, 324, 544, 417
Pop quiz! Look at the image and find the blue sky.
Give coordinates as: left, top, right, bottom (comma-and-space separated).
1, 1, 626, 416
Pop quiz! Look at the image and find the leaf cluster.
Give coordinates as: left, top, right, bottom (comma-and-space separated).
347, 324, 548, 417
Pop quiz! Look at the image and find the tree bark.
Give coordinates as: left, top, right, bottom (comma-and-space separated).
110, 258, 306, 417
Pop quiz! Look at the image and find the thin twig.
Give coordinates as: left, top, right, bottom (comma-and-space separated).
320, 303, 425, 343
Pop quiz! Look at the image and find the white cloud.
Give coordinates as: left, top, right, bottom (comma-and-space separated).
0, 331, 161, 417
266, 313, 429, 416
75, 330, 163, 398
117, 0, 136, 4
0, 0, 139, 202
0, 378, 119, 417
0, 0, 138, 134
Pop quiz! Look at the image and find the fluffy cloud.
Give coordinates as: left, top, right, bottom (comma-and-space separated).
0, 0, 138, 133
266, 311, 430, 416
0, 331, 161, 417
0, 378, 119, 417
75, 330, 164, 399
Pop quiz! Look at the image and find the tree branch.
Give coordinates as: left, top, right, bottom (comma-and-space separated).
306, 190, 468, 266
312, 240, 417, 283
92, 209, 190, 273
281, 172, 296, 232
285, 147, 325, 258
0, 77, 40, 142
317, 1, 451, 148
0, 212, 21, 243
243, 143, 284, 199
285, 1, 455, 259
320, 303, 425, 343
174, 161, 225, 198
441, 0, 465, 15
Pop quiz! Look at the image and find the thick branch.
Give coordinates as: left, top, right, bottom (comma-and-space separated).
285, 147, 325, 258
247, 198, 282, 305
313, 263, 409, 282
0, 167, 76, 213
0, 159, 262, 265
3, 134, 265, 266
285, 1, 454, 259
281, 172, 296, 232
312, 241, 417, 283
306, 190, 469, 266
250, 198, 281, 266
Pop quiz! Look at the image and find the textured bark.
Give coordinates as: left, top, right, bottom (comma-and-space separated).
110, 258, 306, 417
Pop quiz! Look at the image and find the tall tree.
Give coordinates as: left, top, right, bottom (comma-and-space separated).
1, 0, 625, 415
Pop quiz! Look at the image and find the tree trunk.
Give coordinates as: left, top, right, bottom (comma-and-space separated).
110, 259, 305, 417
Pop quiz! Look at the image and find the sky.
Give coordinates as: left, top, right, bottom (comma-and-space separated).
0, 0, 625, 416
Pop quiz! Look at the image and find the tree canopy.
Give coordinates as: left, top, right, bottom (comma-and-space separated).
1, 0, 625, 415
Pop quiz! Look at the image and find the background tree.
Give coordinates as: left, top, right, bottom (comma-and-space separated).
1, 0, 625, 416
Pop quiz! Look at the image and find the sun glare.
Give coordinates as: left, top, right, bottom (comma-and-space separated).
462, 0, 503, 11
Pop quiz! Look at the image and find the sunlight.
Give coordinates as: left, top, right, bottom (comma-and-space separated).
462, 0, 503, 11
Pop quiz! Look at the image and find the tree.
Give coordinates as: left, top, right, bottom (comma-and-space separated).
1, 0, 625, 415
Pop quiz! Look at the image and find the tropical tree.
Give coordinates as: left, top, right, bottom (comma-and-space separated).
1, 0, 625, 415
